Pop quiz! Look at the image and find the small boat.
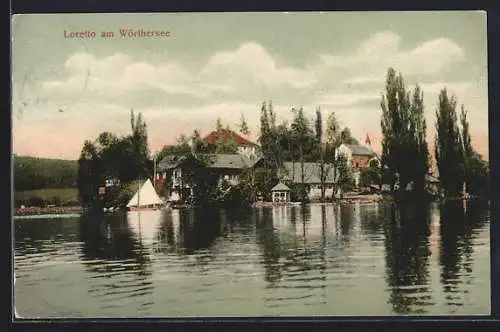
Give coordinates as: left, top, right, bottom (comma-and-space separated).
126, 178, 165, 211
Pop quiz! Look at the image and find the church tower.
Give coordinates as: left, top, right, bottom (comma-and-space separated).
365, 133, 371, 147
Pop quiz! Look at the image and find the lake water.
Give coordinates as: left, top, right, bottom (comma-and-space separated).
13, 200, 490, 318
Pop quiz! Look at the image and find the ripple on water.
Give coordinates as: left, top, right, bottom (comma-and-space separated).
13, 204, 491, 317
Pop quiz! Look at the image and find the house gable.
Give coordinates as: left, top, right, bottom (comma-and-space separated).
202, 129, 258, 147
344, 144, 376, 157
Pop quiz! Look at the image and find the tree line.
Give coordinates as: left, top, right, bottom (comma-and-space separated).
14, 156, 78, 191
256, 101, 359, 202
77, 110, 152, 207
380, 67, 489, 199
73, 66, 489, 208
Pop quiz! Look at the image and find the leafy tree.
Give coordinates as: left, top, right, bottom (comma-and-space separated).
459, 106, 489, 197
314, 107, 334, 201
239, 114, 250, 136
360, 160, 382, 189
435, 89, 465, 198
259, 101, 282, 169
380, 67, 429, 197
190, 129, 209, 155
326, 111, 341, 148
14, 156, 78, 191
336, 154, 355, 197
157, 140, 192, 161
76, 110, 152, 207
466, 153, 489, 197
291, 107, 314, 202
339, 127, 360, 145
77, 140, 101, 205
315, 107, 323, 142
408, 85, 430, 194
460, 106, 473, 194
129, 109, 150, 179
214, 136, 239, 154
216, 117, 224, 132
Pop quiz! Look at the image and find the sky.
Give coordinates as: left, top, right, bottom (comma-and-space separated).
11, 11, 488, 160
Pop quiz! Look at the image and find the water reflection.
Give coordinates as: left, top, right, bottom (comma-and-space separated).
439, 200, 489, 312
383, 202, 433, 314
14, 201, 490, 317
258, 205, 328, 307
78, 211, 154, 314
180, 208, 224, 254
79, 212, 146, 263
15, 216, 80, 256
256, 214, 282, 286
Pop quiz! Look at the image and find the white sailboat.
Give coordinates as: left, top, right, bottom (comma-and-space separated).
126, 178, 165, 211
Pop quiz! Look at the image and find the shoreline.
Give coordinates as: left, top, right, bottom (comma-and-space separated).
14, 206, 82, 216
13, 195, 487, 216
253, 194, 387, 207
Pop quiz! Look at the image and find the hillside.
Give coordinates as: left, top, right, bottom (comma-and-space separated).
13, 155, 78, 191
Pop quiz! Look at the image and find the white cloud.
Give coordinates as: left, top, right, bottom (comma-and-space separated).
317, 92, 380, 107
43, 42, 316, 98
200, 42, 315, 89
40, 33, 468, 105
44, 52, 202, 95
15, 30, 486, 159
419, 81, 473, 95
357, 31, 402, 57
343, 75, 383, 85
319, 31, 466, 79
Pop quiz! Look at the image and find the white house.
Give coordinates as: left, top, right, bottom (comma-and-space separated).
334, 135, 379, 187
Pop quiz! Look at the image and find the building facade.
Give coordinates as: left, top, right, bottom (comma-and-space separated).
281, 162, 336, 200
157, 153, 262, 203
202, 129, 260, 159
335, 135, 379, 188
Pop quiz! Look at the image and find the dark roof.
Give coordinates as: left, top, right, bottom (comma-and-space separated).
282, 162, 336, 184
344, 144, 376, 156
157, 153, 203, 171
201, 153, 258, 169
158, 153, 261, 171
203, 130, 258, 147
271, 183, 291, 191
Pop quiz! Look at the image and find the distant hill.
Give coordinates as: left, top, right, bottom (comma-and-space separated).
13, 155, 78, 191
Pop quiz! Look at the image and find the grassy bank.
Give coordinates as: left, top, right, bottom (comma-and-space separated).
14, 188, 79, 207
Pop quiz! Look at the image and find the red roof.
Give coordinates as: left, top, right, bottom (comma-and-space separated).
202, 130, 257, 146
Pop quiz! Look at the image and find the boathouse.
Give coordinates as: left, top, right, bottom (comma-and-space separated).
281, 162, 336, 200
271, 183, 291, 203
157, 152, 263, 203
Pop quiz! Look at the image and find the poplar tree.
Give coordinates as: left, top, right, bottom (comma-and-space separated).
381, 68, 411, 192
380, 68, 429, 196
434, 89, 465, 198
408, 85, 429, 194
291, 107, 314, 202
216, 117, 224, 132
315, 108, 327, 201
325, 111, 341, 199
239, 114, 250, 136
460, 105, 473, 193
326, 111, 341, 147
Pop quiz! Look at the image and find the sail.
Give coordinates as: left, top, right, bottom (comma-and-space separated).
127, 178, 164, 207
